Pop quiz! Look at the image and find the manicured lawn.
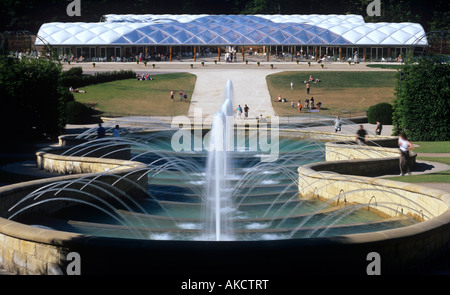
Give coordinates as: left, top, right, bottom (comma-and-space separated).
366, 64, 403, 70
385, 170, 450, 183
266, 71, 397, 117
414, 141, 450, 153
73, 72, 197, 116
418, 157, 450, 165
385, 141, 450, 183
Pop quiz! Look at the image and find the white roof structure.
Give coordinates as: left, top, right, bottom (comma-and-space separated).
36, 14, 427, 46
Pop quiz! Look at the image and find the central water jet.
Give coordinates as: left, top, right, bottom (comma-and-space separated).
204, 79, 235, 241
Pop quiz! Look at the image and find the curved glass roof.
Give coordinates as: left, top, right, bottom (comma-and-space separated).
36, 14, 427, 46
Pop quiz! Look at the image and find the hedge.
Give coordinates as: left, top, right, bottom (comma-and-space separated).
62, 67, 136, 88
367, 102, 393, 125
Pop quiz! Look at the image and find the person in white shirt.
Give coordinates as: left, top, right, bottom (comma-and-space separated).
398, 132, 414, 176
334, 116, 342, 133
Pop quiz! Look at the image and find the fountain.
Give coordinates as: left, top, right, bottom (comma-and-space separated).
0, 80, 449, 275
204, 80, 235, 241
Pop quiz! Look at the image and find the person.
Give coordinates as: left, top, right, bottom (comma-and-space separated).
291, 101, 295, 108
113, 125, 120, 137
236, 105, 242, 119
310, 97, 315, 109
244, 104, 249, 119
290, 81, 294, 90
277, 94, 282, 102
375, 120, 383, 135
353, 51, 359, 64
334, 115, 342, 132
97, 123, 105, 139
70, 87, 86, 93
298, 101, 302, 112
170, 90, 175, 103
306, 82, 310, 95
355, 125, 367, 145
398, 132, 414, 176
179, 90, 184, 102
258, 114, 266, 123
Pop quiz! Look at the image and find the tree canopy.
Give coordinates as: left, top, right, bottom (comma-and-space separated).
0, 0, 448, 34
0, 56, 72, 141
392, 52, 450, 141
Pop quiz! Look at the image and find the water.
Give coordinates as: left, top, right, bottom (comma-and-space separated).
5, 80, 420, 241
204, 81, 235, 241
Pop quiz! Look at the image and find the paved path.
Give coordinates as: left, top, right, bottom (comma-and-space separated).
189, 68, 283, 119
67, 60, 397, 120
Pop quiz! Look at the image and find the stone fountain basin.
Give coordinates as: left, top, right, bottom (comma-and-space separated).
1, 129, 450, 274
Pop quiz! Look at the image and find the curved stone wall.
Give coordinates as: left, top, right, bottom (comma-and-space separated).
0, 154, 147, 274
0, 130, 449, 275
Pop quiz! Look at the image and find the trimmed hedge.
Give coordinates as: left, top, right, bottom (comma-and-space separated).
367, 102, 393, 125
62, 67, 135, 88
66, 101, 95, 124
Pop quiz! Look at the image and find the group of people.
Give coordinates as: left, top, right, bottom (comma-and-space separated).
225, 51, 238, 63
69, 86, 86, 93
136, 74, 153, 81
170, 90, 188, 102
236, 104, 250, 119
282, 74, 324, 113
286, 97, 322, 112
334, 117, 414, 176
97, 123, 120, 138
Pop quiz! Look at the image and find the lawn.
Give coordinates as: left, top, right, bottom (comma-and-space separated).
366, 64, 403, 70
266, 71, 397, 117
414, 141, 450, 153
385, 169, 450, 183
73, 72, 197, 116
384, 141, 450, 184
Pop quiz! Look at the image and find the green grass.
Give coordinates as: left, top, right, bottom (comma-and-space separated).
268, 71, 396, 89
385, 141, 450, 184
385, 170, 450, 183
366, 64, 403, 70
414, 141, 450, 153
418, 157, 450, 165
266, 71, 397, 116
73, 72, 197, 116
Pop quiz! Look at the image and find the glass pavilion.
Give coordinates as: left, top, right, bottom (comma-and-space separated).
35, 14, 427, 62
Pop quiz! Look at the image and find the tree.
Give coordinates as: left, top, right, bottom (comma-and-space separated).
0, 56, 72, 141
1, 0, 448, 33
392, 51, 450, 141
